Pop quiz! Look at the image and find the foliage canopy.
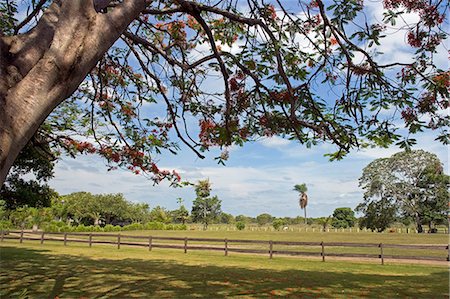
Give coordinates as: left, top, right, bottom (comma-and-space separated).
0, 0, 448, 184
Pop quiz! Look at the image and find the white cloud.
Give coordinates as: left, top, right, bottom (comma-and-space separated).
259, 136, 291, 148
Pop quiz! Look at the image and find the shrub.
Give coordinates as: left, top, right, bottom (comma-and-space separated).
144, 221, 165, 230
0, 220, 13, 231
236, 221, 245, 230
123, 223, 144, 231
103, 224, 116, 232
272, 219, 285, 230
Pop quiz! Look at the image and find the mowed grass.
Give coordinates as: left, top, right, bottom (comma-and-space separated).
1, 231, 449, 298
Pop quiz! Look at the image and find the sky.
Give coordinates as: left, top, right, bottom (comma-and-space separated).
44, 0, 449, 218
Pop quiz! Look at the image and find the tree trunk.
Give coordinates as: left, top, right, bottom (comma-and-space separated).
304, 208, 307, 224
0, 0, 146, 185
415, 213, 423, 233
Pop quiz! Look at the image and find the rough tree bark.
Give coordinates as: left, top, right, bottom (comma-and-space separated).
0, 0, 146, 185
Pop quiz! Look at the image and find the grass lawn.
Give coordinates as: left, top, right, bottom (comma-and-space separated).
47, 229, 447, 259
1, 238, 448, 298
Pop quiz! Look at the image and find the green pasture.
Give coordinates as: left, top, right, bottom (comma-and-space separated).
4, 229, 449, 259
88, 229, 449, 259
1, 230, 449, 298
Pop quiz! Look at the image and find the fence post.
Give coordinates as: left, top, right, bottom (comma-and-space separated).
20, 229, 24, 243
184, 237, 188, 253
0, 230, 4, 242
148, 236, 152, 251
321, 241, 325, 262
117, 234, 121, 249
269, 240, 273, 259
64, 233, 67, 246
40, 232, 45, 244
379, 243, 384, 265
447, 245, 449, 262
89, 233, 92, 247
224, 238, 228, 256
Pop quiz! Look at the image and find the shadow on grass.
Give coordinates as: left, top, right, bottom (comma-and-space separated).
0, 246, 448, 298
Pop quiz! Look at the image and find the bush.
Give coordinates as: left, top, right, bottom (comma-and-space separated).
0, 220, 13, 231
144, 221, 166, 230
103, 224, 120, 232
123, 223, 144, 231
272, 219, 285, 230
236, 221, 245, 230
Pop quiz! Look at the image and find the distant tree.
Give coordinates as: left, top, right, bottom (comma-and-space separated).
235, 215, 250, 223
356, 199, 397, 232
191, 180, 222, 230
256, 213, 273, 226
236, 221, 245, 231
417, 163, 449, 232
272, 218, 285, 230
96, 193, 129, 225
9, 207, 32, 228
359, 150, 449, 233
149, 206, 170, 224
62, 192, 131, 225
317, 216, 332, 232
219, 213, 235, 224
172, 205, 189, 225
294, 184, 308, 224
126, 202, 151, 223
28, 207, 52, 231
50, 197, 69, 223
331, 207, 356, 228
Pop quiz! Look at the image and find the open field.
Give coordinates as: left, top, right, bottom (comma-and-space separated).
1, 230, 449, 298
80, 229, 450, 260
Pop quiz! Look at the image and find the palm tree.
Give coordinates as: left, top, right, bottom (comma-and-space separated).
294, 184, 308, 224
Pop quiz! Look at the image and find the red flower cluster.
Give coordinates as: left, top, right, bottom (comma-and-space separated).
270, 90, 290, 104
66, 140, 96, 154
432, 72, 450, 89
199, 119, 217, 146
266, 5, 277, 20
401, 107, 418, 123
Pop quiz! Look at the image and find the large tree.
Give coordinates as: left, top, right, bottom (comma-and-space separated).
358, 150, 449, 233
0, 0, 448, 186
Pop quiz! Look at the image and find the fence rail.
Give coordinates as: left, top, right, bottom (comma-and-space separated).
1, 230, 448, 265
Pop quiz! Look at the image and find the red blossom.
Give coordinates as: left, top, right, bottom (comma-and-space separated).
172, 170, 181, 182
229, 77, 239, 92
266, 5, 277, 20
199, 119, 217, 146
401, 107, 418, 123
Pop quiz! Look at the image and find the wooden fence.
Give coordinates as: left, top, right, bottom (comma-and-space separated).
1, 230, 448, 265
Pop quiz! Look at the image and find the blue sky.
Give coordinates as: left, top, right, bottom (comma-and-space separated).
44, 1, 448, 217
